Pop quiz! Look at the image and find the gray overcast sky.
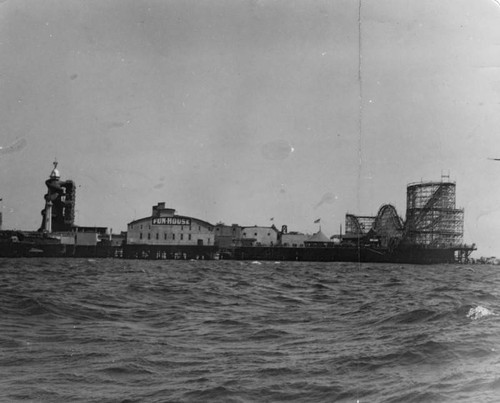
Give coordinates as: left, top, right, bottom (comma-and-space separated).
1, 0, 500, 257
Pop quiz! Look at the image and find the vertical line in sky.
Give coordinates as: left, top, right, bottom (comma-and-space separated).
357, 0, 363, 214
357, 0, 363, 266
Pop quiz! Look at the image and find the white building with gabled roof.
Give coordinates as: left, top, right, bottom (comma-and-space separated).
240, 225, 280, 246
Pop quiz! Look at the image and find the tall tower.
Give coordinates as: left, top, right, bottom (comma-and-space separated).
39, 161, 76, 233
404, 181, 464, 247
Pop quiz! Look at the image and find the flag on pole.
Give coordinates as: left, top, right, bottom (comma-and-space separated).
314, 218, 321, 224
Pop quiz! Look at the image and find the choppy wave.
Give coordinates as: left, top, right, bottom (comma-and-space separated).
0, 259, 499, 402
466, 305, 496, 320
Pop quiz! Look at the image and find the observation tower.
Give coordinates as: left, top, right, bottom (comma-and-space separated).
39, 161, 76, 233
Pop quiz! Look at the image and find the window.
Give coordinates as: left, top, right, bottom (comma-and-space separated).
172, 233, 175, 240
180, 234, 184, 240
148, 233, 151, 240
156, 233, 159, 240
164, 233, 167, 240
140, 233, 143, 239
188, 234, 192, 240
198, 226, 201, 231
254, 233, 257, 236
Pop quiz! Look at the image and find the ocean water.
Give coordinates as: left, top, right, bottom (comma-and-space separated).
1, 259, 500, 402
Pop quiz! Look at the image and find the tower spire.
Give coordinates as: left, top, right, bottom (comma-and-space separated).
50, 159, 60, 179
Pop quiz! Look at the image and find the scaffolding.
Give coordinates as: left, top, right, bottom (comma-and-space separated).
345, 214, 376, 236
404, 181, 464, 247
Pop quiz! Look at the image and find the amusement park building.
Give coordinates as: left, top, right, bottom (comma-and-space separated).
126, 202, 215, 246
281, 232, 309, 247
240, 225, 280, 246
214, 223, 242, 248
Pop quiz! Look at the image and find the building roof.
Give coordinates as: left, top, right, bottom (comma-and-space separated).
241, 225, 280, 233
127, 214, 214, 228
307, 230, 332, 243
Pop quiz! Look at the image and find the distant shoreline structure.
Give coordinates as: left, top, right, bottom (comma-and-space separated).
0, 162, 476, 263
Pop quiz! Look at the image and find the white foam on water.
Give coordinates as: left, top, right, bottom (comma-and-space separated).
467, 306, 496, 320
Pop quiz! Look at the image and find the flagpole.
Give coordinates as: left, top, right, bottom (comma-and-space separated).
314, 218, 321, 232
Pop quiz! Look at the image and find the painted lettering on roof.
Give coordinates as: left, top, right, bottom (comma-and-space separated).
152, 217, 191, 226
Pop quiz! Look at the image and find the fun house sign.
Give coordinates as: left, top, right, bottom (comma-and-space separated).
152, 217, 191, 226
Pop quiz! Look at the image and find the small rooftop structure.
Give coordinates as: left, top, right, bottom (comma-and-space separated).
50, 160, 60, 179
305, 230, 333, 247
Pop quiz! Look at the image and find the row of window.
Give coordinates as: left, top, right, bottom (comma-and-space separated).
131, 223, 213, 232
139, 233, 197, 240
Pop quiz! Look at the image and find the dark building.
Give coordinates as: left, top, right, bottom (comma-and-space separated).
214, 223, 242, 248
39, 161, 75, 233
